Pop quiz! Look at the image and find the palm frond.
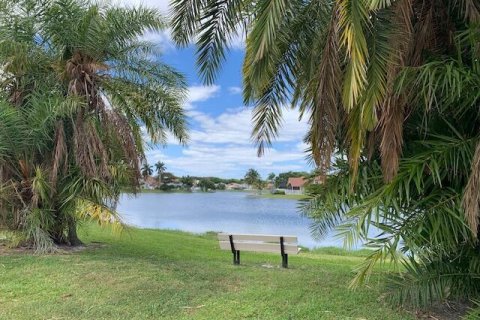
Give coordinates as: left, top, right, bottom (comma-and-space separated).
337, 0, 370, 109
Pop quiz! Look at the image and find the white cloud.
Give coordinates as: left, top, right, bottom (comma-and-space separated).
188, 107, 308, 145
148, 106, 311, 178
228, 86, 242, 95
227, 27, 246, 50
140, 29, 174, 52
146, 144, 306, 178
187, 85, 221, 104
116, 0, 170, 13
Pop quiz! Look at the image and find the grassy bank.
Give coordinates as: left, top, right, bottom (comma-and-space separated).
0, 225, 414, 319
137, 188, 192, 194
259, 193, 307, 200
136, 189, 306, 201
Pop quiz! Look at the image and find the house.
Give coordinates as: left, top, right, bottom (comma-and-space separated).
225, 183, 246, 190
286, 177, 306, 194
142, 176, 159, 189
277, 181, 288, 189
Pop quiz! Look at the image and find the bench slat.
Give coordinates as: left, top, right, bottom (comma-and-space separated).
218, 240, 299, 255
217, 233, 297, 243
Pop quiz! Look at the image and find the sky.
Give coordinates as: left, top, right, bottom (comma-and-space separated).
119, 0, 312, 179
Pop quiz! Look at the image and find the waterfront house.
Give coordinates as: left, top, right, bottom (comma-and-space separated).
286, 177, 306, 194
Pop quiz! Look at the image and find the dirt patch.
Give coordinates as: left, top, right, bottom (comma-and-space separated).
0, 241, 107, 256
411, 301, 471, 319
0, 243, 31, 255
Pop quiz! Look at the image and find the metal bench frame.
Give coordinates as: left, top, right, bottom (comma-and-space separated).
224, 234, 294, 268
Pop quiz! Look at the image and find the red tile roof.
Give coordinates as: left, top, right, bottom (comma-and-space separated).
287, 177, 306, 188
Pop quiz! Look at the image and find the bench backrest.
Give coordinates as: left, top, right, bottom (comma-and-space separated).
217, 233, 299, 255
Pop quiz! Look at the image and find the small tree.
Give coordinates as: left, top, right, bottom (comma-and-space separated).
267, 172, 276, 182
180, 176, 194, 190
267, 172, 276, 188
198, 179, 215, 192
254, 179, 266, 194
244, 168, 260, 188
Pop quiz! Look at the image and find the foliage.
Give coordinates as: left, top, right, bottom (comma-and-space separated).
158, 184, 175, 192
141, 163, 154, 179
0, 0, 187, 251
254, 179, 266, 191
243, 168, 261, 187
267, 172, 276, 182
171, 0, 480, 308
180, 175, 194, 188
198, 179, 216, 192
161, 172, 177, 184
155, 161, 166, 182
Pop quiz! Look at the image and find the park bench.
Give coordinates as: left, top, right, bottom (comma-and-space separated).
217, 233, 300, 268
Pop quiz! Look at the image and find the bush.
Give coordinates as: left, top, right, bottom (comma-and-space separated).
272, 189, 286, 195
158, 184, 175, 191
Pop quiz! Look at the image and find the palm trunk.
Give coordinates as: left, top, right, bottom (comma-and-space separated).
67, 217, 83, 246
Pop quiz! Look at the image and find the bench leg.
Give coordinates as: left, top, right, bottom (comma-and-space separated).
282, 254, 288, 268
233, 250, 240, 265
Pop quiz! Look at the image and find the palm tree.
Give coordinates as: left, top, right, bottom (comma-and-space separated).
171, 0, 480, 307
0, 0, 188, 250
267, 172, 276, 182
267, 172, 276, 188
244, 169, 260, 188
155, 161, 166, 184
141, 163, 154, 180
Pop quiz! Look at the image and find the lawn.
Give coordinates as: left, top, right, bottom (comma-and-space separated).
258, 193, 307, 200
0, 225, 414, 320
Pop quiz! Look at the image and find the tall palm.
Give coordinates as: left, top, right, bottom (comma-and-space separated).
0, 0, 188, 250
155, 161, 166, 184
171, 0, 480, 306
141, 163, 154, 180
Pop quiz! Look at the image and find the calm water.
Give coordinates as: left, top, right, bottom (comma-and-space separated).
117, 191, 343, 248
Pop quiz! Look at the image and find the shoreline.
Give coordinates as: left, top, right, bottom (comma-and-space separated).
133, 189, 307, 200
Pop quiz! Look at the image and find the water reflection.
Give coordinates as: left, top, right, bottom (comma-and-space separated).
117, 191, 345, 248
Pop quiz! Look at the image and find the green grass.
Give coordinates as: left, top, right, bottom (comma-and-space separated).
0, 225, 413, 320
258, 193, 307, 200
137, 189, 192, 194
310, 246, 375, 257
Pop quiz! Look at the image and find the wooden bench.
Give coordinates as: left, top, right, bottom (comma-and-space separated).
217, 233, 300, 268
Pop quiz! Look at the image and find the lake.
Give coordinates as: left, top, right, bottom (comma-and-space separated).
117, 191, 344, 248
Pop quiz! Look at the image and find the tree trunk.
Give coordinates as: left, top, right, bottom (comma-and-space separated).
50, 228, 66, 245
67, 217, 83, 246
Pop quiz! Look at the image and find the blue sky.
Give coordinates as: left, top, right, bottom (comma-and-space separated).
121, 0, 312, 179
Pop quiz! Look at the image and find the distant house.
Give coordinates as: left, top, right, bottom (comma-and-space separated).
167, 181, 183, 188
286, 177, 306, 194
226, 183, 246, 190
277, 181, 288, 189
142, 176, 159, 189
